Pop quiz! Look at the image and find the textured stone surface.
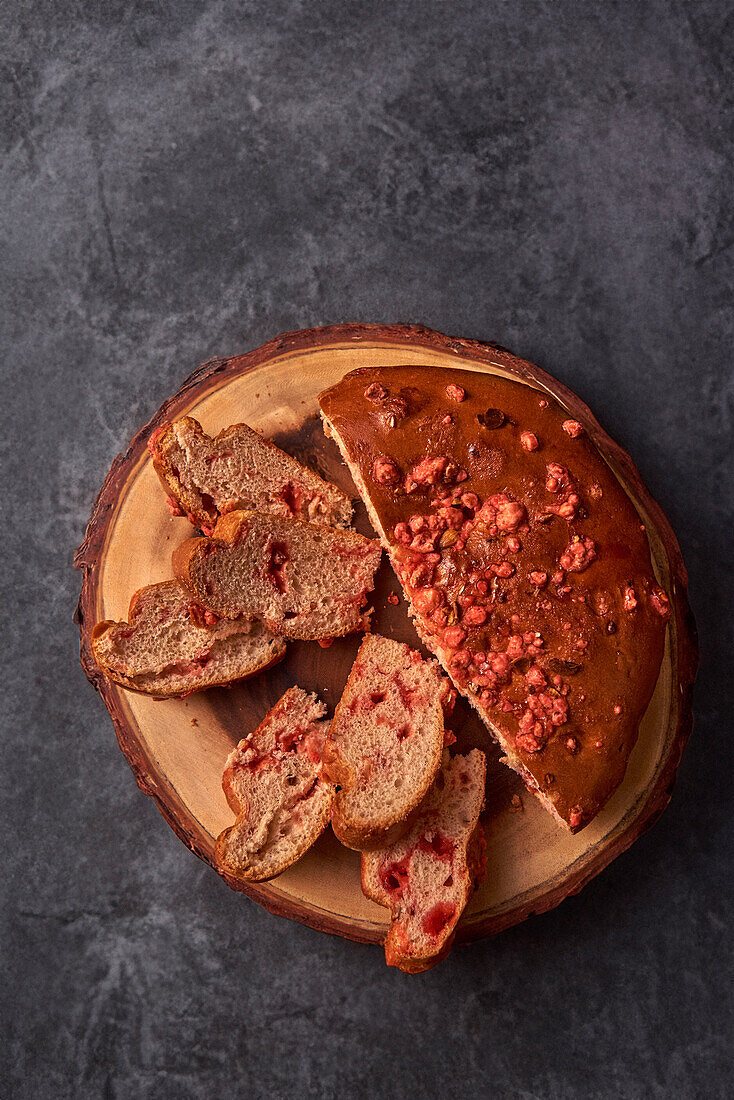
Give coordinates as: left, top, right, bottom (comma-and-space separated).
2, 2, 732, 1097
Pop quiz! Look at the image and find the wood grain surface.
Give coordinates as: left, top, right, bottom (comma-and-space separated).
74, 324, 698, 944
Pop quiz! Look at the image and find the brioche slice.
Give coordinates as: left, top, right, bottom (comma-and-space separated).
91, 580, 286, 698
149, 415, 352, 533
172, 510, 382, 640
215, 687, 334, 882
323, 634, 456, 850
362, 750, 487, 973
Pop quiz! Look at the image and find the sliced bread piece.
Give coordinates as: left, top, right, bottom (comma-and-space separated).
172, 510, 382, 640
91, 580, 286, 698
362, 749, 487, 973
215, 686, 335, 882
149, 415, 352, 533
323, 634, 456, 850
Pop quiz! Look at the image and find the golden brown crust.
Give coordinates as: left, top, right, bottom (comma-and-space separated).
319, 365, 670, 831
169, 508, 247, 594
171, 535, 214, 599
149, 417, 210, 523
384, 929, 455, 974
210, 509, 250, 543
170, 512, 247, 608
330, 806, 425, 853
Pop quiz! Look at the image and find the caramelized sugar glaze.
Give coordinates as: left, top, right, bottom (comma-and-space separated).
320, 366, 670, 831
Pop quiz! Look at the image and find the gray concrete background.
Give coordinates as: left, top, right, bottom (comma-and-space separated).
2, 2, 732, 1097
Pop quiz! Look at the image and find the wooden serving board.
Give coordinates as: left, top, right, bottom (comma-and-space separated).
75, 324, 697, 945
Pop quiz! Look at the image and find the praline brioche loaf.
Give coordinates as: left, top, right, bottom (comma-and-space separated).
319, 365, 671, 832
215, 686, 334, 882
91, 580, 286, 698
362, 749, 487, 973
323, 634, 457, 850
149, 415, 352, 533
172, 510, 382, 640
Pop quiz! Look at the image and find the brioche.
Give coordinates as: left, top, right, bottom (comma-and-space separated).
172, 510, 382, 640
319, 365, 671, 831
91, 580, 285, 698
323, 634, 456, 850
215, 687, 334, 882
362, 750, 487, 973
149, 415, 352, 532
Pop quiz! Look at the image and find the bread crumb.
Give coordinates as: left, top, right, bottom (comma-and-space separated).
510, 794, 523, 812
191, 717, 199, 726
387, 592, 399, 605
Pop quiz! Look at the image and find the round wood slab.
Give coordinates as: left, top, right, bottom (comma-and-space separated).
75, 324, 698, 945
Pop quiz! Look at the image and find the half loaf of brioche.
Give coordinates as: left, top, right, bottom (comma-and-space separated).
319, 365, 671, 831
